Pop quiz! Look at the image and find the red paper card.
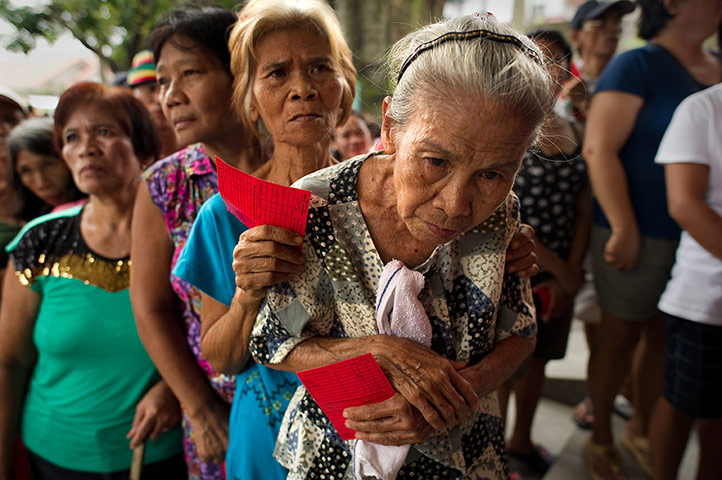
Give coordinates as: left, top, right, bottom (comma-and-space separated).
215, 156, 311, 237
297, 353, 396, 440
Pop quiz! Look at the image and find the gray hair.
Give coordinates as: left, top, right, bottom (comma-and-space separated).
229, 0, 356, 141
386, 15, 554, 137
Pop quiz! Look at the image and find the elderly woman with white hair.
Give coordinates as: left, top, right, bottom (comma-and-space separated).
174, 3, 542, 479
225, 13, 555, 479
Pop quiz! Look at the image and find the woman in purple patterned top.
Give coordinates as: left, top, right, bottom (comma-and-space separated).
129, 6, 262, 479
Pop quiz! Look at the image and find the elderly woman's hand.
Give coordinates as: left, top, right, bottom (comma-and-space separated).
127, 380, 181, 449
343, 394, 433, 445
232, 225, 305, 300
368, 336, 479, 431
506, 224, 539, 277
186, 397, 230, 464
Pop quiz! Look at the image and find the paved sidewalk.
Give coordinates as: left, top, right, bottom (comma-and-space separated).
505, 319, 700, 480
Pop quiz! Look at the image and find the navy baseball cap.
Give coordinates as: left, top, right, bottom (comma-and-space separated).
570, 1, 635, 30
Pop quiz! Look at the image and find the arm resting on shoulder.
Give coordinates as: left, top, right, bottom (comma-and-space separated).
665, 163, 722, 260
0, 266, 39, 478
457, 333, 536, 398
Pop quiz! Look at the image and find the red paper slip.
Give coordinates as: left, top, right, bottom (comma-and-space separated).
215, 156, 311, 237
297, 353, 396, 441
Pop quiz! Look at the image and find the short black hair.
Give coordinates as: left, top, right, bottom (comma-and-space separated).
637, 0, 674, 40
527, 29, 572, 66
150, 5, 237, 74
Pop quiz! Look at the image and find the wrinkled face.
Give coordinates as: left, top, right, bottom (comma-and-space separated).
535, 38, 571, 96
16, 150, 72, 206
334, 114, 373, 160
383, 94, 537, 248
574, 8, 623, 60
250, 27, 344, 148
60, 103, 141, 196
156, 36, 236, 146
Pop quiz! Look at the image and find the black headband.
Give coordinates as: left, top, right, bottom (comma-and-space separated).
397, 29, 543, 83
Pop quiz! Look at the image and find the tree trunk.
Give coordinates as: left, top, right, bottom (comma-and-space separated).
333, 0, 447, 115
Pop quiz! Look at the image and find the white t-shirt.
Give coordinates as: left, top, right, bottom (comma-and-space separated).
655, 83, 722, 326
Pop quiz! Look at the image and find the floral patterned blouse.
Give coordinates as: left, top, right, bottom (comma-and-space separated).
143, 143, 235, 479
250, 155, 536, 480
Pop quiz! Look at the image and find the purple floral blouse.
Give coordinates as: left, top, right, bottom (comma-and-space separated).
143, 143, 235, 480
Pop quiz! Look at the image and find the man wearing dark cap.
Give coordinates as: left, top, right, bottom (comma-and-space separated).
560, 0, 635, 121
127, 50, 180, 159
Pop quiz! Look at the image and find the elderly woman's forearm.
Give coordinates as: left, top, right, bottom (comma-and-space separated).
262, 335, 374, 372
460, 335, 535, 397
200, 290, 261, 375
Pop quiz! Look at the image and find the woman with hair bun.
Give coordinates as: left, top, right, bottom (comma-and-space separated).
237, 13, 554, 479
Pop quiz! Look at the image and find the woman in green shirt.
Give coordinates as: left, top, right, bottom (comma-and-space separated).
0, 82, 185, 479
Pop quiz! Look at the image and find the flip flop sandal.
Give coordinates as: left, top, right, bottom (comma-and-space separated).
613, 396, 634, 420
572, 397, 594, 429
507, 444, 556, 475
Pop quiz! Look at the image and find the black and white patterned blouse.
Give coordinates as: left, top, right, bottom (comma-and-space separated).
514, 144, 587, 262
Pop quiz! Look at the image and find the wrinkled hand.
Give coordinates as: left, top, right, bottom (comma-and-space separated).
344, 393, 433, 445
128, 381, 181, 449
186, 398, 230, 464
506, 224, 539, 277
232, 225, 305, 300
534, 279, 572, 323
370, 336, 478, 431
604, 227, 640, 270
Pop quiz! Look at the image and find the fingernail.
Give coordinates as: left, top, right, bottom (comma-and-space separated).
294, 235, 303, 244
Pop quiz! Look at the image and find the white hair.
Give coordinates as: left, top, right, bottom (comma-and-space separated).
387, 14, 554, 136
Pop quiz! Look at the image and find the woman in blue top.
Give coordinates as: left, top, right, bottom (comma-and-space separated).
173, 1, 355, 478
583, 0, 721, 478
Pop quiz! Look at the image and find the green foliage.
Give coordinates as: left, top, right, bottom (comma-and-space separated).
0, 0, 239, 72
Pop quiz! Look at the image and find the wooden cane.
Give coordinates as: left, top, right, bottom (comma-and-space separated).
130, 442, 146, 480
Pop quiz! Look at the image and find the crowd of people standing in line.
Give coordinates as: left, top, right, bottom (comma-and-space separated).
0, 0, 720, 479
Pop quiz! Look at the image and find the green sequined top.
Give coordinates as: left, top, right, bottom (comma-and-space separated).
5, 205, 182, 472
